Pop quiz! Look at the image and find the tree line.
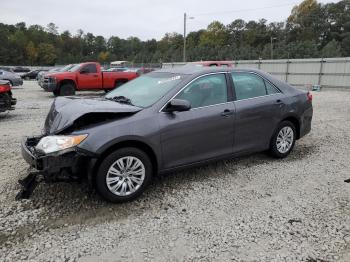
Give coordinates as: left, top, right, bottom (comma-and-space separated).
0, 0, 349, 66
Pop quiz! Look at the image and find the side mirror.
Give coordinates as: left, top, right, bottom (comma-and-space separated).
80, 69, 89, 74
164, 99, 191, 112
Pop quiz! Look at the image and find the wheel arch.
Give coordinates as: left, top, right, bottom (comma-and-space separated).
89, 139, 159, 185
280, 115, 301, 139
58, 79, 77, 89
114, 79, 129, 86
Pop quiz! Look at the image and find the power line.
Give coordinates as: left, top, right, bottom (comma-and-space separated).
191, 2, 299, 17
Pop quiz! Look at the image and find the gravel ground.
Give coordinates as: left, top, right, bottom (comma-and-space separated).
0, 81, 349, 262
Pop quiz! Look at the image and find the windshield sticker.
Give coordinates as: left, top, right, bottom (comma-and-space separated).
158, 75, 181, 85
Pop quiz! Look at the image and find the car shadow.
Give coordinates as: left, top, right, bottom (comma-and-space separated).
16, 142, 317, 231
0, 112, 18, 120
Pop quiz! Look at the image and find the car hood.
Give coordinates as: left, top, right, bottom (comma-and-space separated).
44, 96, 142, 135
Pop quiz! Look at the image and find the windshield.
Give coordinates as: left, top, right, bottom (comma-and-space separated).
105, 72, 185, 108
59, 64, 75, 72
68, 63, 83, 72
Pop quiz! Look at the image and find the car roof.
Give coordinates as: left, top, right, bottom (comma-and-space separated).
155, 65, 295, 93
192, 61, 233, 65
156, 64, 263, 75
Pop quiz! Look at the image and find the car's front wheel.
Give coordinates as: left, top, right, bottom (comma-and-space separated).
95, 147, 153, 203
269, 121, 296, 158
58, 84, 76, 96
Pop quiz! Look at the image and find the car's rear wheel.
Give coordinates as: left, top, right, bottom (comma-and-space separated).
269, 121, 296, 158
95, 147, 153, 203
114, 80, 125, 89
58, 84, 75, 96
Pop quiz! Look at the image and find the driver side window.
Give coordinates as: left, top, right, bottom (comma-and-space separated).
81, 64, 97, 74
175, 74, 228, 109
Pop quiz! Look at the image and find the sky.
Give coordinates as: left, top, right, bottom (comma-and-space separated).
0, 0, 337, 40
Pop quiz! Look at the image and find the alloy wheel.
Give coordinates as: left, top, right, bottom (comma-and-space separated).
106, 156, 145, 196
276, 126, 294, 154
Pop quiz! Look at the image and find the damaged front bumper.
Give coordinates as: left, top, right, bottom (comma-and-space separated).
18, 136, 97, 199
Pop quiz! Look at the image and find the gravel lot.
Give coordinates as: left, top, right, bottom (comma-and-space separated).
0, 81, 349, 262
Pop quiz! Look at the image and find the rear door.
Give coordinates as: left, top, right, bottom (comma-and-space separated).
77, 64, 102, 89
159, 73, 235, 169
230, 72, 283, 153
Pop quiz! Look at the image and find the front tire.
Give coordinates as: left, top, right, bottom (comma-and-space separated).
269, 121, 296, 158
58, 84, 75, 96
95, 147, 153, 203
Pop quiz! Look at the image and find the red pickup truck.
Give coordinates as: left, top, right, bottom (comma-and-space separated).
42, 62, 139, 96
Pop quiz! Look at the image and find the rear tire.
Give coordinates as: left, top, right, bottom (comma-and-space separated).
95, 147, 153, 203
269, 121, 296, 158
58, 84, 75, 96
114, 81, 125, 89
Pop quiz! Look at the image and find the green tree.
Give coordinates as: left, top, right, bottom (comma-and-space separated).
37, 43, 57, 65
321, 39, 341, 57
46, 23, 58, 35
97, 51, 110, 63
200, 21, 228, 47
26, 41, 38, 65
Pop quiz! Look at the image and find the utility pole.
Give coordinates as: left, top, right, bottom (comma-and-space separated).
183, 13, 187, 62
183, 13, 194, 62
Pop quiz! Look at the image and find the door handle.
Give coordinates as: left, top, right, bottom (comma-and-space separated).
275, 99, 284, 107
275, 99, 283, 104
93, 75, 98, 78
221, 109, 234, 117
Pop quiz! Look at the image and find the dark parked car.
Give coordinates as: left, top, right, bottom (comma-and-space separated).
21, 69, 48, 80
20, 66, 313, 202
13, 66, 30, 73
0, 67, 14, 73
0, 70, 23, 86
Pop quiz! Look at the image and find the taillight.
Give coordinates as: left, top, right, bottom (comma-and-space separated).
307, 91, 312, 102
0, 85, 10, 93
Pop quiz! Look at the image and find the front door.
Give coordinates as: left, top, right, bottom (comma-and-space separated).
159, 73, 235, 169
77, 64, 101, 89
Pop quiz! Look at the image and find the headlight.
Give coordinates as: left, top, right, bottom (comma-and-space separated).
35, 134, 88, 154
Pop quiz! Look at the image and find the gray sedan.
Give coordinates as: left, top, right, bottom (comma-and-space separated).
0, 69, 23, 86
20, 66, 313, 202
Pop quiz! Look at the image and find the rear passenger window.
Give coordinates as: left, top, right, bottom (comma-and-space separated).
231, 72, 280, 100
265, 80, 280, 95
231, 73, 266, 100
